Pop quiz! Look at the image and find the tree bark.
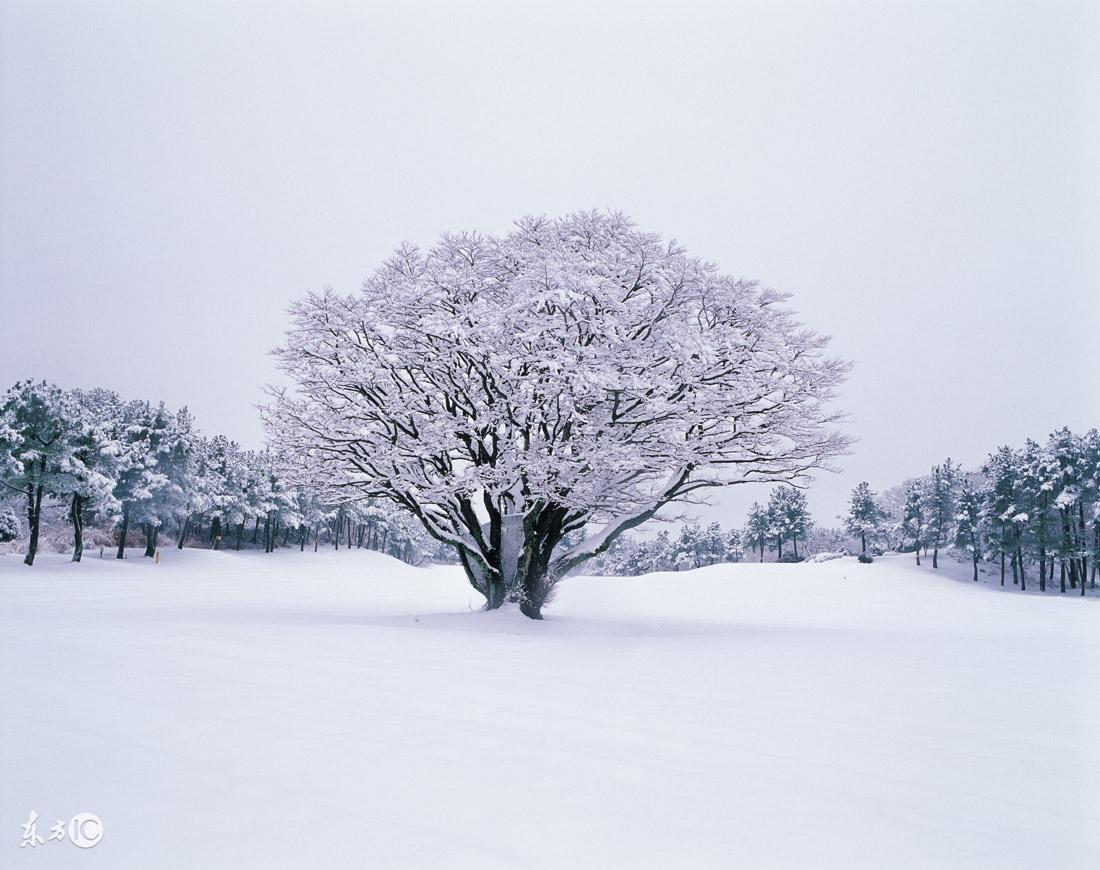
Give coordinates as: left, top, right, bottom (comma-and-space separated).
71, 493, 84, 562
23, 457, 46, 567
1078, 502, 1088, 597
116, 502, 131, 560
999, 523, 1006, 586
177, 516, 191, 549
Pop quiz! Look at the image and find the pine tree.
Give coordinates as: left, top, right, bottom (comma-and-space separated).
901, 483, 924, 566
843, 481, 888, 554
983, 447, 1019, 587
954, 478, 983, 582
924, 459, 960, 570
743, 502, 770, 563
0, 381, 81, 565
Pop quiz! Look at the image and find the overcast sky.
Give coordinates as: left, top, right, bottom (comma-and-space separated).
2, 0, 1097, 527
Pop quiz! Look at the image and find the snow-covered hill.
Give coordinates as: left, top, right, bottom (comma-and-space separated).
1, 550, 1097, 868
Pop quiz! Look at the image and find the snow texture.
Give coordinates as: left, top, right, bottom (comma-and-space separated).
2, 549, 1097, 868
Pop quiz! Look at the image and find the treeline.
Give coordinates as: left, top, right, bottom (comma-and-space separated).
0, 381, 436, 566
590, 521, 744, 575
841, 428, 1098, 595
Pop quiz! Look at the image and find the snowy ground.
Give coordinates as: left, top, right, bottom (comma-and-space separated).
1, 549, 1097, 869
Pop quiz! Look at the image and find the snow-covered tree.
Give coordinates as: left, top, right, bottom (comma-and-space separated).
63, 388, 122, 561
267, 212, 848, 617
742, 502, 770, 562
110, 400, 192, 558
0, 506, 20, 543
901, 483, 924, 565
982, 446, 1019, 587
0, 381, 84, 565
954, 478, 984, 582
724, 527, 743, 564
923, 460, 959, 570
843, 481, 888, 554
766, 486, 811, 560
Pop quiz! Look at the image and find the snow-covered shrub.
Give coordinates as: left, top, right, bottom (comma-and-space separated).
858, 553, 874, 564
0, 507, 20, 543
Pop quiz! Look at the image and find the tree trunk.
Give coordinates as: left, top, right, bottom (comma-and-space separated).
252, 517, 260, 544
236, 522, 243, 551
1078, 503, 1088, 597
932, 545, 938, 569
972, 551, 978, 582
999, 524, 1005, 586
143, 523, 157, 558
1038, 505, 1047, 592
116, 502, 131, 560
71, 493, 85, 562
23, 457, 46, 567
300, 527, 307, 552
861, 532, 866, 554
177, 516, 191, 549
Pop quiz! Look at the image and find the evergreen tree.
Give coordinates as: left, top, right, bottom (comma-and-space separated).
954, 478, 983, 582
901, 483, 924, 566
743, 502, 769, 563
923, 459, 959, 570
0, 381, 81, 565
983, 447, 1019, 587
843, 481, 888, 554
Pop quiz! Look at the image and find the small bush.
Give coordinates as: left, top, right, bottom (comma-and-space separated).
858, 553, 874, 564
0, 508, 20, 543
779, 553, 804, 563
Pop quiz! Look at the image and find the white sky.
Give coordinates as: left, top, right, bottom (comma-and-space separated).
2, 0, 1097, 527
